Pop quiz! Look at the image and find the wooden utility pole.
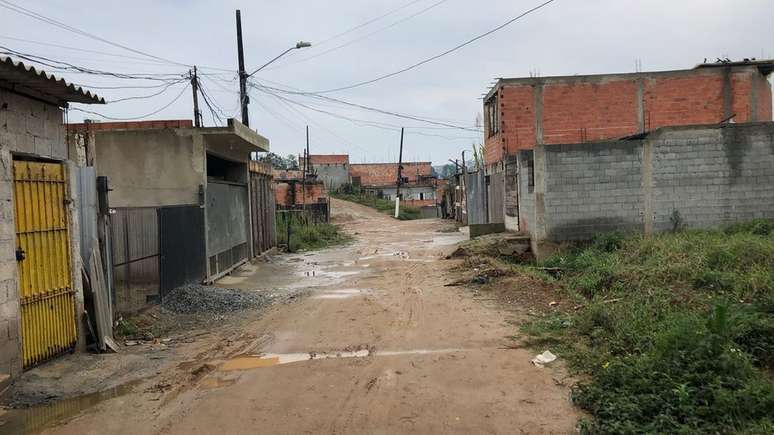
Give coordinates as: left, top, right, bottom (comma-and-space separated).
236, 10, 249, 127
394, 127, 404, 218
190, 66, 202, 127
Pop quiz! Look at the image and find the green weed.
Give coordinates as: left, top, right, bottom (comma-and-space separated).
519, 219, 774, 433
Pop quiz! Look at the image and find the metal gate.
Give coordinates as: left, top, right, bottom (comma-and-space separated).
13, 160, 77, 368
159, 206, 205, 296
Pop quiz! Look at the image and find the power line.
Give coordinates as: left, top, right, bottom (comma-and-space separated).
0, 46, 186, 81
307, 0, 557, 94
266, 0, 451, 70
106, 79, 187, 103
0, 0, 192, 68
315, 0, 425, 46
254, 84, 479, 143
253, 81, 481, 132
0, 34, 175, 65
70, 83, 190, 120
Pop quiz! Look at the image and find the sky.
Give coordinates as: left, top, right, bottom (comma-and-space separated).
1, 0, 773, 165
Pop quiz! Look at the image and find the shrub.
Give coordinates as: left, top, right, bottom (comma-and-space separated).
520, 224, 774, 432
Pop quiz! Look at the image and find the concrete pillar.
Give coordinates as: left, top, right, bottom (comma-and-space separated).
636, 78, 646, 133
642, 138, 654, 235
750, 71, 760, 122
530, 143, 548, 258
722, 67, 733, 120
534, 83, 544, 145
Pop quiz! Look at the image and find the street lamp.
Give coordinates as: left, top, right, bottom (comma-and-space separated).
236, 10, 311, 127
246, 41, 312, 78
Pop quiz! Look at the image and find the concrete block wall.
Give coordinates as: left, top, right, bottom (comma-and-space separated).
504, 158, 520, 231
0, 147, 22, 378
519, 122, 774, 250
649, 124, 774, 231
0, 89, 69, 378
543, 141, 645, 240
313, 165, 350, 191
517, 151, 535, 234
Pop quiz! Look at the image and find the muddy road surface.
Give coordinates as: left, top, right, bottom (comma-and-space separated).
3, 199, 578, 434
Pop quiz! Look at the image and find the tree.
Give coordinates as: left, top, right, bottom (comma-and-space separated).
260, 152, 299, 170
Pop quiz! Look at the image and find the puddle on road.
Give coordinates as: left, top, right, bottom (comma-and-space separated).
221, 349, 371, 371
0, 381, 140, 435
312, 289, 368, 300
219, 348, 466, 371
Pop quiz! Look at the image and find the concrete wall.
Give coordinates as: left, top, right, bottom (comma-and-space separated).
94, 129, 204, 207
504, 158, 520, 231
543, 141, 645, 240
313, 164, 349, 191
520, 123, 774, 255
485, 66, 773, 164
0, 89, 78, 380
371, 185, 435, 202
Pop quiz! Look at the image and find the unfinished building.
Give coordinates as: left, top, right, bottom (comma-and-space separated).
467, 60, 774, 242
67, 119, 270, 312
0, 56, 103, 381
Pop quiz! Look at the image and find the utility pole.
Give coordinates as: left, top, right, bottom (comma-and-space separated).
395, 127, 404, 218
306, 125, 312, 176
190, 66, 202, 127
461, 151, 466, 174
236, 10, 249, 127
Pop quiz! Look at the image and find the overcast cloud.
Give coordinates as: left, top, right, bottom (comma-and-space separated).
2, 0, 772, 164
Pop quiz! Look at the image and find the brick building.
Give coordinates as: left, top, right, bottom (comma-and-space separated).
483, 60, 774, 164
299, 154, 350, 191
350, 162, 437, 206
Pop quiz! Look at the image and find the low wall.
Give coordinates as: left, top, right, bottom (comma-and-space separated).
522, 122, 774, 251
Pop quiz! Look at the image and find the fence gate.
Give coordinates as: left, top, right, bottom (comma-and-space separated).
13, 160, 77, 368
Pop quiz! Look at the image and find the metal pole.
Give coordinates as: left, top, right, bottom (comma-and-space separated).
395, 127, 404, 218
236, 10, 249, 127
190, 66, 201, 127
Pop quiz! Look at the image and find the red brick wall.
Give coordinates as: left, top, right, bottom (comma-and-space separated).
300, 154, 349, 166
274, 181, 327, 206
484, 66, 773, 164
350, 162, 433, 186
543, 80, 638, 144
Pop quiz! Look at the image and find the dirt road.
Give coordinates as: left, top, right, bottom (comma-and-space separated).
8, 199, 579, 434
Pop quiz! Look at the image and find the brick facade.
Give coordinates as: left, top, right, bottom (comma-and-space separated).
350, 162, 433, 187
485, 63, 774, 164
274, 181, 327, 207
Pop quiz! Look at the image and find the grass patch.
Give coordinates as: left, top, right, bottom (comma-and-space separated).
331, 190, 421, 220
520, 219, 774, 433
277, 213, 351, 252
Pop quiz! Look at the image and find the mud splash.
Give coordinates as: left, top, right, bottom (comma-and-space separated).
0, 380, 141, 435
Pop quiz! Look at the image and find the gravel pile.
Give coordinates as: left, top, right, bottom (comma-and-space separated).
162, 284, 270, 314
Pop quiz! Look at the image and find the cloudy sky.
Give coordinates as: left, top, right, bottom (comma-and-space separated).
2, 0, 772, 164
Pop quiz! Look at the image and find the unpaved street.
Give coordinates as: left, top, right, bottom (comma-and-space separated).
14, 199, 578, 434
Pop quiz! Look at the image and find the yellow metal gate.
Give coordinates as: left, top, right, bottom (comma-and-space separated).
13, 160, 77, 368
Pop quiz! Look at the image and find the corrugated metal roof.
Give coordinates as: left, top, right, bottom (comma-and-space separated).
0, 56, 104, 105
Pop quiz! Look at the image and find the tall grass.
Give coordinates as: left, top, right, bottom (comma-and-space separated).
520, 220, 774, 433
276, 211, 350, 252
